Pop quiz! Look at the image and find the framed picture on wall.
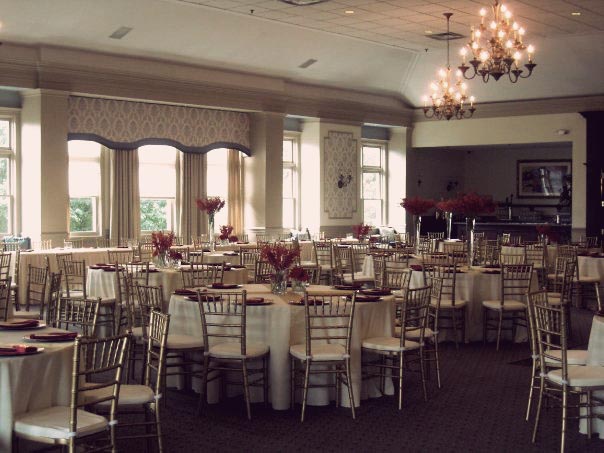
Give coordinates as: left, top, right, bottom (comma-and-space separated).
517, 159, 572, 199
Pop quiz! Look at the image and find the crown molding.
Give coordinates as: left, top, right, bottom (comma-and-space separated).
412, 95, 604, 122
0, 42, 413, 127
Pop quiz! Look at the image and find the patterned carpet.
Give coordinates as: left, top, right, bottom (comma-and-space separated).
117, 308, 603, 453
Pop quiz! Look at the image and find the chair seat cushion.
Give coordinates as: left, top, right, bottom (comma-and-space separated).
548, 366, 604, 387
290, 343, 346, 361
343, 273, 374, 283
12, 310, 41, 319
167, 334, 204, 350
10, 282, 18, 289
209, 341, 268, 359
395, 326, 435, 339
99, 298, 116, 306
85, 384, 156, 406
482, 300, 526, 311
14, 406, 108, 440
131, 326, 143, 337
362, 336, 420, 352
433, 298, 467, 308
545, 349, 588, 366
578, 276, 600, 283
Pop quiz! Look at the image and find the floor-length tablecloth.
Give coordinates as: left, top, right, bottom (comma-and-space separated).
580, 315, 604, 439
577, 256, 604, 279
0, 326, 74, 451
167, 284, 395, 410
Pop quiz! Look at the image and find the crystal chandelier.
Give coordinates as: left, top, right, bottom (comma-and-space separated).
423, 13, 476, 121
458, 1, 536, 83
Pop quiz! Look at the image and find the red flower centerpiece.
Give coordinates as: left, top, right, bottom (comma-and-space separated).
436, 199, 460, 240
352, 223, 371, 241
196, 196, 225, 249
219, 225, 234, 241
151, 231, 174, 267
289, 265, 309, 282
261, 243, 300, 294
400, 196, 435, 253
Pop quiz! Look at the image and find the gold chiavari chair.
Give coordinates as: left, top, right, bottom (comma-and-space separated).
181, 265, 218, 288
114, 267, 133, 336
362, 286, 431, 410
61, 259, 87, 298
46, 272, 63, 326
13, 264, 49, 319
88, 310, 169, 452
500, 248, 527, 265
524, 290, 588, 423
254, 259, 274, 284
240, 249, 260, 283
55, 297, 101, 337
421, 251, 450, 269
198, 289, 270, 420
0, 251, 11, 280
108, 248, 135, 265
579, 235, 599, 248
383, 266, 412, 293
12, 334, 130, 453
290, 291, 356, 421
55, 252, 74, 275
338, 244, 374, 287
131, 284, 164, 379
236, 233, 249, 243
3, 241, 21, 252
530, 293, 604, 452
125, 261, 150, 288
483, 240, 501, 266
255, 233, 273, 243
482, 263, 533, 350
171, 245, 190, 262
372, 253, 389, 288
442, 241, 467, 265
423, 263, 467, 348
313, 241, 335, 285
138, 242, 154, 263
192, 235, 211, 251
11, 249, 21, 310
95, 238, 110, 248
525, 243, 547, 287
0, 277, 11, 321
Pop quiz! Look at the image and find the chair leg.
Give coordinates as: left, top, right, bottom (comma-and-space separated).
241, 359, 252, 420
197, 355, 210, 416
532, 376, 545, 443
433, 337, 441, 389
419, 349, 428, 402
398, 353, 404, 410
301, 360, 311, 422
595, 283, 602, 312
483, 308, 488, 344
290, 358, 295, 409
345, 358, 356, 419
561, 385, 568, 453
526, 358, 537, 422
263, 356, 269, 407
496, 310, 504, 351
154, 402, 164, 453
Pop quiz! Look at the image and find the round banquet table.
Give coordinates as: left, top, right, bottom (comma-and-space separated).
580, 315, 604, 439
0, 326, 74, 451
409, 267, 536, 343
87, 265, 248, 309
167, 284, 395, 410
192, 251, 242, 265
577, 255, 604, 279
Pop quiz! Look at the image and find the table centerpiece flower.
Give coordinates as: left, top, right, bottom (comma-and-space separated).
436, 198, 461, 240
151, 230, 174, 268
288, 265, 310, 292
352, 223, 371, 241
196, 196, 225, 250
400, 196, 436, 253
260, 243, 300, 294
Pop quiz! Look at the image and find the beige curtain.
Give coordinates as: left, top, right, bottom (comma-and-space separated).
110, 148, 140, 243
180, 152, 206, 242
227, 149, 244, 234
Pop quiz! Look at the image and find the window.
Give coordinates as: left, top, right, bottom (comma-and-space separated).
139, 145, 177, 232
68, 140, 101, 235
206, 149, 229, 227
282, 137, 299, 229
361, 143, 386, 226
0, 118, 14, 235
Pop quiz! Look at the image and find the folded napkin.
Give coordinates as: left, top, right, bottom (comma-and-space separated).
410, 265, 423, 271
237, 242, 249, 244
89, 265, 104, 270
173, 289, 198, 296
333, 284, 363, 290
349, 294, 381, 302
211, 283, 239, 289
482, 270, 501, 275
0, 345, 38, 355
0, 319, 40, 329
226, 265, 246, 269
483, 264, 500, 269
223, 252, 239, 256
289, 298, 328, 306
360, 289, 392, 296
116, 246, 130, 249
146, 269, 160, 273
187, 294, 221, 302
203, 248, 211, 252
29, 332, 78, 341
246, 297, 265, 305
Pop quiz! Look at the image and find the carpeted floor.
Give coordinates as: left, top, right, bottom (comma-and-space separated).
117, 308, 603, 453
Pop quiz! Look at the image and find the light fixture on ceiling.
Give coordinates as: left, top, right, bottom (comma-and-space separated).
423, 13, 476, 121
571, 12, 581, 16
345, 10, 355, 15
280, 0, 329, 5
458, 1, 536, 83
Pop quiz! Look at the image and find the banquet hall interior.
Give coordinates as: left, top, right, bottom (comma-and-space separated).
0, 0, 603, 452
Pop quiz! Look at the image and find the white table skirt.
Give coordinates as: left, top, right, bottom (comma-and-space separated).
87, 267, 248, 308
580, 315, 604, 439
167, 284, 395, 410
409, 268, 534, 343
578, 256, 604, 279
0, 326, 74, 451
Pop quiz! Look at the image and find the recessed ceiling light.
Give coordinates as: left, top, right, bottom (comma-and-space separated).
425, 30, 433, 35
109, 26, 133, 40
571, 11, 581, 16
345, 10, 354, 14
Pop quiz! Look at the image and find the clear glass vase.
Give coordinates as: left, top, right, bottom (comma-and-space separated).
271, 270, 287, 295
155, 251, 169, 269
291, 279, 306, 293
466, 217, 475, 267
414, 215, 422, 254
208, 214, 215, 252
445, 212, 453, 240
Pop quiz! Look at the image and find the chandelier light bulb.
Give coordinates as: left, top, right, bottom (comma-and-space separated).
500, 4, 507, 13
490, 21, 497, 29
512, 22, 519, 30
498, 30, 505, 39
475, 30, 481, 38
480, 8, 486, 17
505, 10, 512, 20
480, 50, 490, 62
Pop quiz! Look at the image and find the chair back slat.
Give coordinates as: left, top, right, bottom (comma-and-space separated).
197, 290, 247, 355
56, 297, 100, 337
0, 277, 11, 322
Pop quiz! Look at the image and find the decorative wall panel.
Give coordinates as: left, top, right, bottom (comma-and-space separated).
324, 131, 357, 219
67, 96, 250, 154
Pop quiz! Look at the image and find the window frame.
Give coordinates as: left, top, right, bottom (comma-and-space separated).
68, 141, 103, 237
361, 141, 387, 227
0, 111, 19, 237
282, 134, 300, 230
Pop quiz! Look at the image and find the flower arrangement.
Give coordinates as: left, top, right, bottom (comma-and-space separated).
400, 196, 436, 216
195, 196, 226, 217
288, 266, 309, 282
260, 243, 299, 271
436, 198, 460, 213
536, 224, 559, 243
151, 231, 174, 257
169, 250, 183, 261
352, 223, 371, 240
228, 235, 238, 243
450, 192, 496, 218
219, 225, 234, 241
535, 224, 551, 236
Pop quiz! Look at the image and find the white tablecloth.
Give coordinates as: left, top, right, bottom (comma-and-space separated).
167, 284, 395, 410
87, 266, 248, 308
0, 326, 74, 451
577, 256, 604, 279
580, 315, 604, 438
409, 267, 534, 343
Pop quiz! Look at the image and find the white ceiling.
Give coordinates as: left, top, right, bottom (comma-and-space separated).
1, 0, 603, 107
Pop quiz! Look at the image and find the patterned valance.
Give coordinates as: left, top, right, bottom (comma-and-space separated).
67, 96, 251, 155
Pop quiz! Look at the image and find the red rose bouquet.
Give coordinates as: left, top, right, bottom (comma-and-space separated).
451, 192, 496, 217
195, 196, 226, 216
400, 196, 436, 216
260, 243, 299, 271
352, 223, 371, 240
219, 225, 234, 241
151, 231, 174, 257
288, 266, 309, 282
